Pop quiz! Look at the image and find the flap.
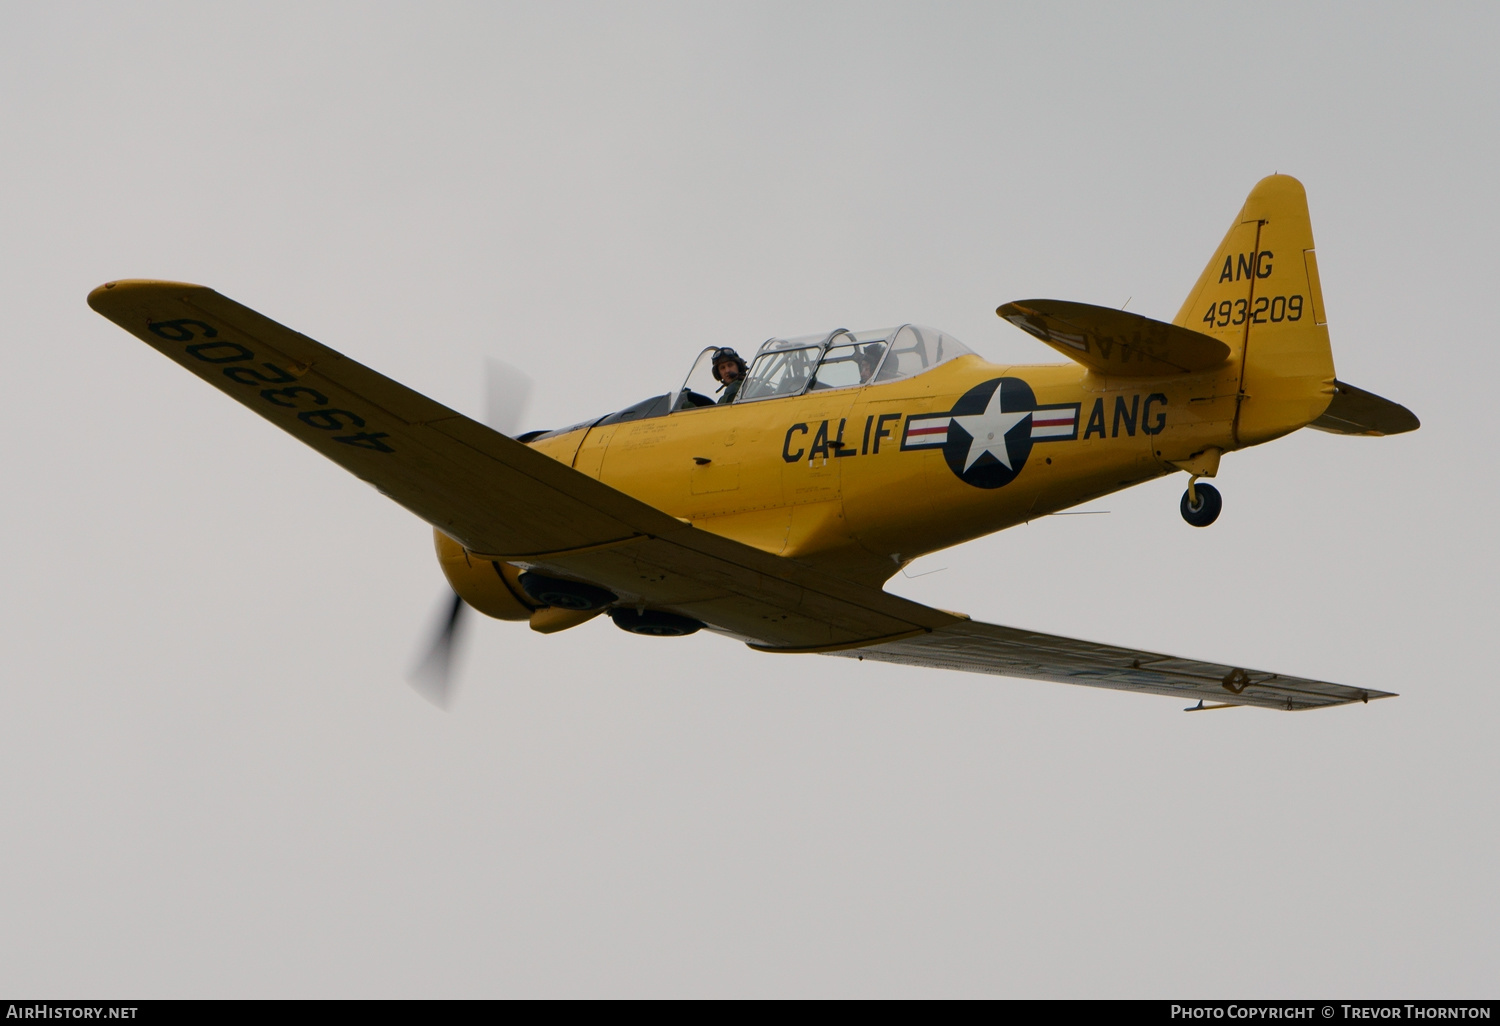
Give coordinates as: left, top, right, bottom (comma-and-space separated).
998, 299, 1230, 376
1308, 380, 1420, 436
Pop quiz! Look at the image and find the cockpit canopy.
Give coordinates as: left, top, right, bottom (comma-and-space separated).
675, 325, 973, 410
525, 325, 978, 441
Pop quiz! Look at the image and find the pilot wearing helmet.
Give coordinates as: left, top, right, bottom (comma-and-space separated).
713, 347, 749, 404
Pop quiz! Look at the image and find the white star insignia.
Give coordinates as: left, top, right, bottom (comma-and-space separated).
950, 386, 1031, 472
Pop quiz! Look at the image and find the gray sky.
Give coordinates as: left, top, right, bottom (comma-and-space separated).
1, 1, 1495, 998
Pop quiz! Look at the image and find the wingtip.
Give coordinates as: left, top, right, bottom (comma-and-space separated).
87, 278, 209, 313
86, 281, 120, 311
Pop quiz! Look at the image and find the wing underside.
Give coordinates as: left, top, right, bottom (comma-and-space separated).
832, 620, 1395, 711
87, 279, 960, 652
91, 280, 1393, 711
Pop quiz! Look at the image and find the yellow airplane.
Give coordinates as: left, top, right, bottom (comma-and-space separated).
89, 174, 1416, 712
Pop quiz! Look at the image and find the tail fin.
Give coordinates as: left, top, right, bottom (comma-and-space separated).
1174, 175, 1335, 446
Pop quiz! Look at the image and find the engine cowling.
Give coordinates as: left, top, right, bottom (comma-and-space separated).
432, 529, 537, 621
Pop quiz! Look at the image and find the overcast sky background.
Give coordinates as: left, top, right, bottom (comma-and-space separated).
1, 2, 1495, 998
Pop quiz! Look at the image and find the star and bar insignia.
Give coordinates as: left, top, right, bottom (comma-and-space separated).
900, 378, 1079, 489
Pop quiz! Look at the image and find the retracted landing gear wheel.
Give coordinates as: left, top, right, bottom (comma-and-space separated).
517, 572, 616, 611
1180, 482, 1222, 527
609, 608, 705, 637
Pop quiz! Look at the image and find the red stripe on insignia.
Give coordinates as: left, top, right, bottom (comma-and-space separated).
907, 426, 948, 436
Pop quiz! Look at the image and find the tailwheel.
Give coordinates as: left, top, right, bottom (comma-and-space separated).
1180, 480, 1222, 527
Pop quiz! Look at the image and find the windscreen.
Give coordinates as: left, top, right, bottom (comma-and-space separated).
673, 346, 727, 410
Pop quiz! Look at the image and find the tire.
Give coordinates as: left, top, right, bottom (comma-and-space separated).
609, 608, 704, 637
1180, 482, 1222, 527
517, 572, 616, 611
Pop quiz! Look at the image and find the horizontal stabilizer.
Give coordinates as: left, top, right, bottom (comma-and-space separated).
998, 299, 1230, 376
1308, 380, 1420, 436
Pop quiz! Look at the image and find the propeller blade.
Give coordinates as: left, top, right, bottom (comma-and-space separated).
485, 358, 533, 437
408, 590, 467, 708
406, 359, 531, 705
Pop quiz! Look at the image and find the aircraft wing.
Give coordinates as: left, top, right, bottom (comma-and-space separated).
91, 280, 1392, 710
830, 619, 1395, 711
88, 280, 958, 650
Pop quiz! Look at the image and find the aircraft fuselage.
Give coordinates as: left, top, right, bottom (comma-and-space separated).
528, 353, 1242, 585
